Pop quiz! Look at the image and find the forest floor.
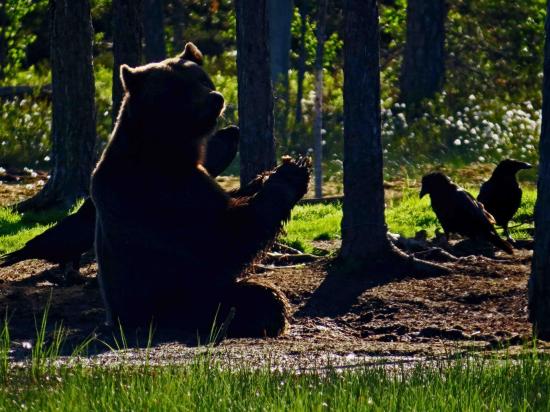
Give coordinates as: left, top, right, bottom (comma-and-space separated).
0, 244, 542, 370
0, 173, 547, 370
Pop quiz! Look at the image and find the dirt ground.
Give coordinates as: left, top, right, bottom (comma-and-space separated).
0, 239, 544, 368
0, 177, 547, 369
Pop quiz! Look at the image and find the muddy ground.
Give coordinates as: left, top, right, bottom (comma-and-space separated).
0, 177, 547, 369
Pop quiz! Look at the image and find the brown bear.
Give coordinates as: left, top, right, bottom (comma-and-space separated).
91, 43, 310, 338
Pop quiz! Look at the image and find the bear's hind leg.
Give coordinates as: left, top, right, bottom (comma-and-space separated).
219, 280, 289, 338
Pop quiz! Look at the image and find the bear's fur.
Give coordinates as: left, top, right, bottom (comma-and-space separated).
91, 43, 310, 337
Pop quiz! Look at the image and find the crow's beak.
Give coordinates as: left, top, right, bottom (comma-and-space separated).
520, 162, 533, 170
419, 187, 427, 198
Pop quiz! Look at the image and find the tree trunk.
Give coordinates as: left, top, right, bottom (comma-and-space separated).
313, 0, 327, 198
112, 0, 143, 124
171, 0, 185, 52
294, 6, 307, 126
530, 1, 550, 341
268, 0, 293, 146
16, 0, 97, 212
399, 0, 447, 115
341, 0, 388, 260
236, 0, 276, 186
340, 0, 447, 277
143, 0, 166, 63
268, 0, 293, 85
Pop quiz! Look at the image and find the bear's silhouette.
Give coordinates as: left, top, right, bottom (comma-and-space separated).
91, 43, 310, 338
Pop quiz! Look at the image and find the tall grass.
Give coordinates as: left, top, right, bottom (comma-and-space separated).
0, 349, 548, 411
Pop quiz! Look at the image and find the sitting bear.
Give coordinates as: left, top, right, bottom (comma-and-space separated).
91, 43, 310, 338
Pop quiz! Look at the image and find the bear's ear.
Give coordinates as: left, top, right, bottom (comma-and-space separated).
179, 42, 203, 65
120, 64, 145, 93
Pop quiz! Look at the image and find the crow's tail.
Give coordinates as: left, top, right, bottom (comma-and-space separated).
0, 250, 27, 267
487, 232, 514, 254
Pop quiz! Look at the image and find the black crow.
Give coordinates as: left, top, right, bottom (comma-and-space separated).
477, 159, 532, 240
203, 125, 239, 177
0, 198, 96, 278
420, 172, 513, 254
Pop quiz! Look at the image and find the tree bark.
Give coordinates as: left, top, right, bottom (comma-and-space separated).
294, 5, 307, 126
236, 0, 276, 186
143, 0, 166, 63
170, 0, 186, 52
399, 0, 447, 115
340, 0, 447, 277
313, 0, 327, 198
530, 0, 550, 341
268, 0, 293, 147
268, 0, 293, 84
112, 0, 143, 124
341, 0, 388, 259
16, 0, 97, 212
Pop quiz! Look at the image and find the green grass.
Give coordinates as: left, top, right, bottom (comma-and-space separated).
0, 189, 536, 256
280, 187, 536, 253
0, 200, 83, 255
0, 350, 548, 411
0, 190, 542, 410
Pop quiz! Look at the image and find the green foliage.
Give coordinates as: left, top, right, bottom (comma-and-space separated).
289, 6, 343, 71
0, 65, 113, 168
382, 94, 541, 171
0, 0, 547, 181
447, 0, 546, 103
0, 0, 48, 80
0, 96, 51, 168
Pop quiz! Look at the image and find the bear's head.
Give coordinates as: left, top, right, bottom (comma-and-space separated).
119, 43, 225, 151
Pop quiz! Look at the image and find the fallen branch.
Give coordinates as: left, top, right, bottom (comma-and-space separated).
262, 252, 319, 265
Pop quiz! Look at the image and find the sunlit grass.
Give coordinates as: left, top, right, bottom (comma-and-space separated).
0, 349, 548, 411
0, 187, 535, 256
0, 200, 84, 255
281, 186, 536, 252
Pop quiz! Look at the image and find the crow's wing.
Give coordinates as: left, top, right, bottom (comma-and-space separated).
204, 126, 239, 178
456, 189, 496, 227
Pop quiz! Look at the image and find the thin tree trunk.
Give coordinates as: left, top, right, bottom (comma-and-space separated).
530, 0, 550, 341
16, 0, 96, 212
112, 0, 143, 124
313, 0, 327, 198
236, 0, 275, 186
340, 0, 447, 277
143, 0, 166, 63
268, 0, 293, 84
295, 7, 307, 126
399, 0, 447, 116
